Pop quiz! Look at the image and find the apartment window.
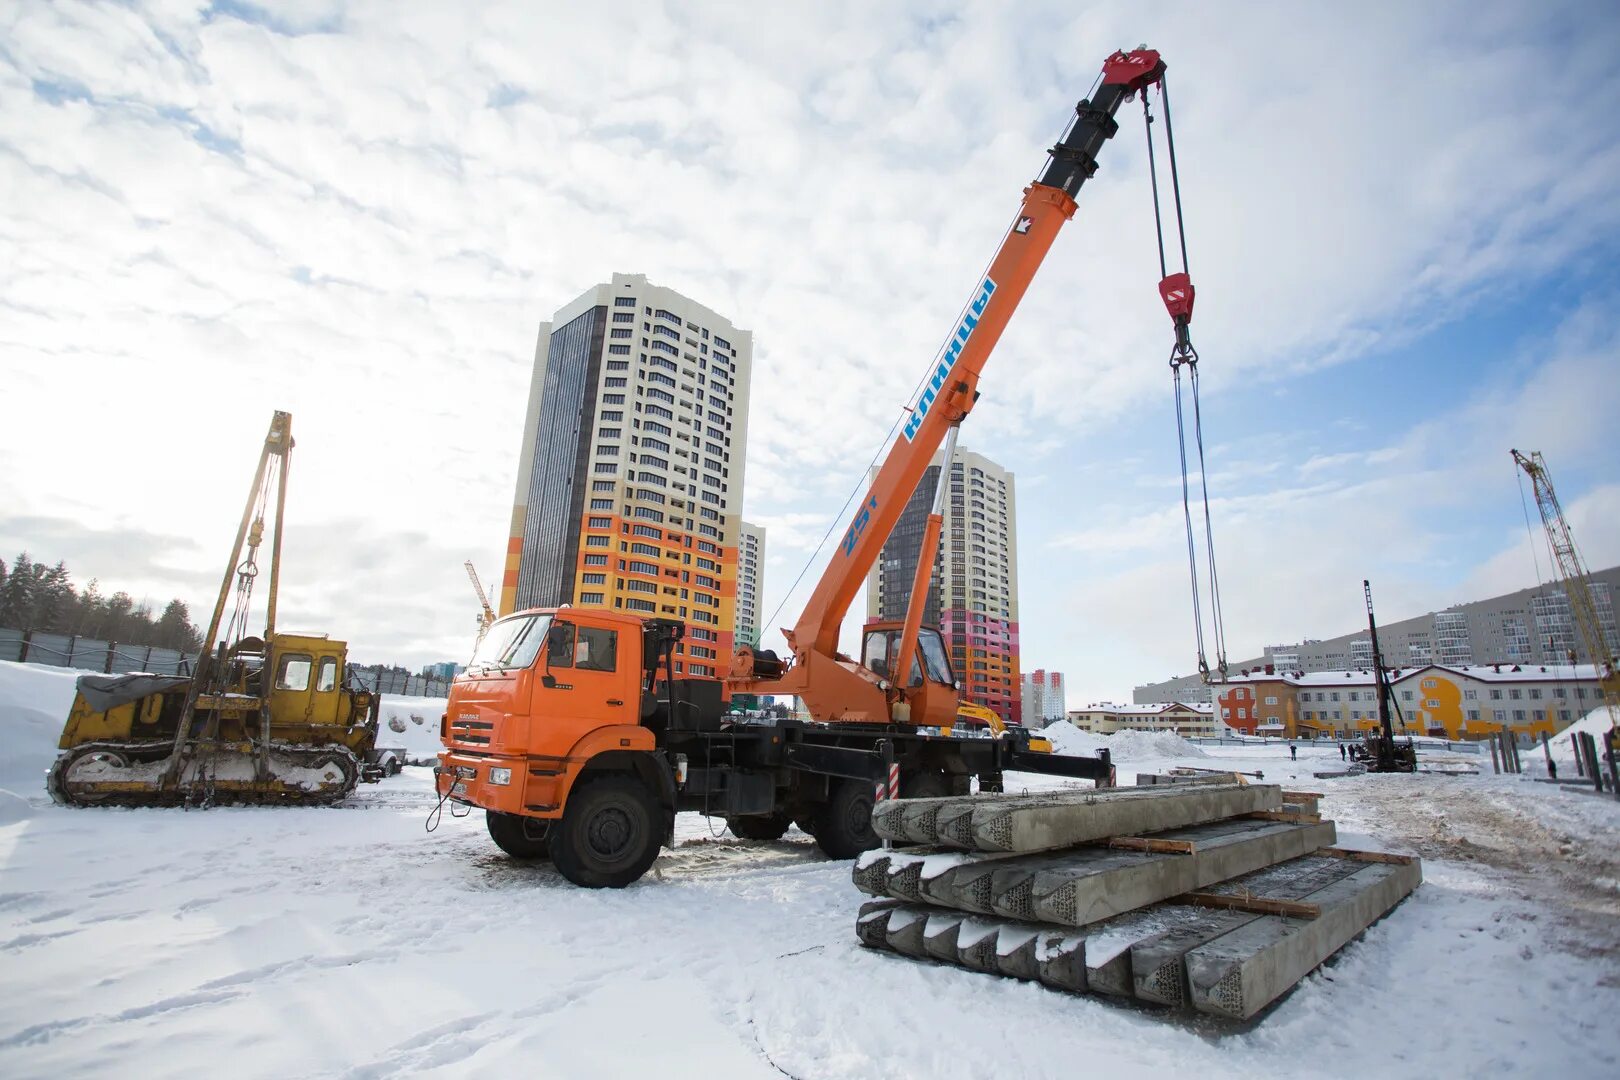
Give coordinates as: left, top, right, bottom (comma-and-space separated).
1264, 696, 1278, 705
1490, 688, 1503, 700
581, 573, 606, 585
587, 516, 612, 529
632, 525, 662, 539
608, 345, 630, 355
1464, 689, 1476, 700
577, 592, 604, 604
634, 507, 665, 522
605, 377, 627, 387
584, 536, 610, 548
603, 393, 625, 405
612, 312, 634, 323
590, 499, 613, 511
1529, 688, 1542, 700
584, 554, 608, 566
610, 328, 632, 339
614, 297, 636, 307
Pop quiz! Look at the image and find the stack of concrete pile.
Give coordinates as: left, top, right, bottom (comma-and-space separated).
853, 782, 1420, 1020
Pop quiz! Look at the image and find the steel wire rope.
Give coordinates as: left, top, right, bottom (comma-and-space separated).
1144, 77, 1226, 680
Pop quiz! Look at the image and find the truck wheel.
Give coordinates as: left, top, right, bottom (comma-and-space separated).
728, 812, 791, 840
486, 811, 551, 860
812, 778, 879, 860
551, 774, 662, 888
903, 769, 951, 799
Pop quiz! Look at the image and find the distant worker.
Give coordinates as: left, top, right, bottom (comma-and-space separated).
1339, 743, 1347, 761
1290, 744, 1297, 761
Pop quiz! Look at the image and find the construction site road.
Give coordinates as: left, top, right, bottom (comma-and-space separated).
1, 738, 1616, 1078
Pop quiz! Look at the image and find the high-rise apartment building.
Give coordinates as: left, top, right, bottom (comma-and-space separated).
501, 273, 754, 679
1021, 669, 1066, 726
1133, 566, 1620, 705
736, 521, 765, 649
865, 448, 1021, 725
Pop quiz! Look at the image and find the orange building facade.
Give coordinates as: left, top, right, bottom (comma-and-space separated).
502, 274, 753, 680
1218, 663, 1604, 741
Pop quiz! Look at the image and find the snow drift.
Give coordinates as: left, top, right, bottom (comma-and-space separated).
0, 660, 83, 800
1042, 721, 1207, 761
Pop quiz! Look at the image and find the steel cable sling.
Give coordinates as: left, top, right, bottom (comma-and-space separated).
1140, 75, 1228, 684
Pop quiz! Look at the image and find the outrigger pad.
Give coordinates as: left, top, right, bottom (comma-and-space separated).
75, 674, 190, 713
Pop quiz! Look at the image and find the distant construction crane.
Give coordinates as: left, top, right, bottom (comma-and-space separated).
1511, 449, 1620, 735
465, 560, 496, 645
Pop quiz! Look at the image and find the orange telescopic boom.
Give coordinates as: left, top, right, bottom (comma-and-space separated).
729, 48, 1174, 726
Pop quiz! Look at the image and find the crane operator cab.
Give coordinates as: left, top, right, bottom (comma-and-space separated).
860, 622, 959, 728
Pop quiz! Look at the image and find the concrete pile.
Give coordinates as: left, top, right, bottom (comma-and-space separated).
853, 783, 1420, 1021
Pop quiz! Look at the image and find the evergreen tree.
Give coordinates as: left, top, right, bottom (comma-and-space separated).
0, 552, 37, 627
76, 578, 104, 637
155, 599, 202, 651
36, 562, 75, 633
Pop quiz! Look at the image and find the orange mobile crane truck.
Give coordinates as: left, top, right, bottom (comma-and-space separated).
437, 48, 1185, 887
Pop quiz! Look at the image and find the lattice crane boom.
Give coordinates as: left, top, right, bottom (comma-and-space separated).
1511, 449, 1619, 731
465, 560, 496, 644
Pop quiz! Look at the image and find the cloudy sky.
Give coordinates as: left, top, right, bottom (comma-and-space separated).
2, 1, 1618, 699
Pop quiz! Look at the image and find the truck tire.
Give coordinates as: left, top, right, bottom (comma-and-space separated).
728, 812, 791, 840
486, 811, 551, 860
551, 774, 663, 888
903, 769, 951, 799
812, 778, 879, 860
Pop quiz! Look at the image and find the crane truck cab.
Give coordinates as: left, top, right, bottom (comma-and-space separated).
438, 607, 680, 887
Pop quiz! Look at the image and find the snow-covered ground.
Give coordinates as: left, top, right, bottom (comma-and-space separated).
2, 660, 1617, 1078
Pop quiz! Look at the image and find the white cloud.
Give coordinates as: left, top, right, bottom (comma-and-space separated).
0, 0, 1616, 683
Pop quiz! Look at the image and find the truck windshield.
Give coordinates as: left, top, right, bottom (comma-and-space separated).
468, 614, 552, 672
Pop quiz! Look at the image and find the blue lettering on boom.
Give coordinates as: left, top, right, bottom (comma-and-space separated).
903, 277, 997, 442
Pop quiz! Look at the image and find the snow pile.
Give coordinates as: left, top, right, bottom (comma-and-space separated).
376, 695, 447, 763
0, 660, 84, 803
1042, 721, 1207, 761
1527, 706, 1618, 776
1105, 729, 1209, 760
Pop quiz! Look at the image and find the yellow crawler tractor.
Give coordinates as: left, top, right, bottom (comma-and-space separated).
47, 412, 382, 807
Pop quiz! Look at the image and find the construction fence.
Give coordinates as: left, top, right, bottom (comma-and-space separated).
0, 626, 450, 699
0, 627, 198, 676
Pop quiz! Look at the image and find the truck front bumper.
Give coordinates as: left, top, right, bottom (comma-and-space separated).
436, 750, 566, 819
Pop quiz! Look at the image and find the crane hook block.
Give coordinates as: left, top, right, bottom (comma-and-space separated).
1101, 49, 1165, 93
1159, 272, 1195, 325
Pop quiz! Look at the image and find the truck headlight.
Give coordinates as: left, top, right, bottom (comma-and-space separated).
489, 767, 512, 787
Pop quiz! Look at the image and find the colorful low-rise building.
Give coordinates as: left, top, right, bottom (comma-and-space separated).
1065, 702, 1220, 739
1217, 663, 1603, 740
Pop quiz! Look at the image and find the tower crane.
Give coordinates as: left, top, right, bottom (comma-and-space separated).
1510, 450, 1620, 735
465, 560, 496, 646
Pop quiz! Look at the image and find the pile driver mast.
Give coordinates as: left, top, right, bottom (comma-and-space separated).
1511, 449, 1620, 733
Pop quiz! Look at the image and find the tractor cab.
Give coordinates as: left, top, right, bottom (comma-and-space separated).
266, 633, 350, 727
860, 621, 959, 728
